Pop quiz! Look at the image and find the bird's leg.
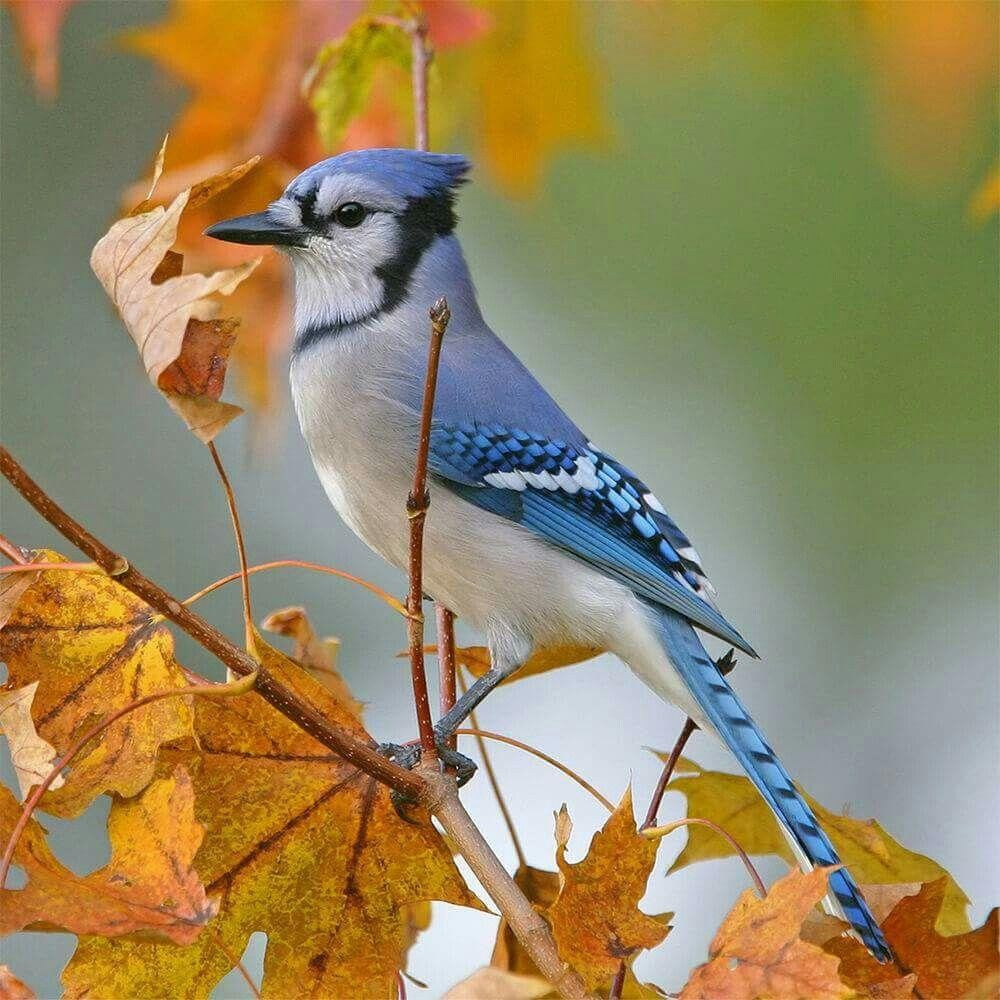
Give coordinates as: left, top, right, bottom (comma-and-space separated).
380, 660, 523, 789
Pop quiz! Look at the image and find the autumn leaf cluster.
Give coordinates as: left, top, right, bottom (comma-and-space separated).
2, 2, 998, 998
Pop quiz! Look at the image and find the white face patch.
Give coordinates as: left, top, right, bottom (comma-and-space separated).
268, 198, 302, 228
312, 174, 407, 219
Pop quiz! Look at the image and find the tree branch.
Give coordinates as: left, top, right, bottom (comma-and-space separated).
422, 770, 590, 1000
406, 299, 451, 757
436, 604, 458, 751
0, 445, 424, 800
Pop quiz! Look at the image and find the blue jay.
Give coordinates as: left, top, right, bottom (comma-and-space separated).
206, 148, 891, 962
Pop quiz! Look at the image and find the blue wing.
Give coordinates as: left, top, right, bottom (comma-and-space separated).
429, 421, 757, 657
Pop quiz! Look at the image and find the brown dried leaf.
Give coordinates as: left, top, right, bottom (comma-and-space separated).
548, 789, 669, 993
0, 965, 37, 1000
0, 566, 38, 630
444, 968, 551, 1000
0, 682, 65, 797
664, 756, 971, 933
90, 147, 260, 442
422, 641, 602, 686
0, 767, 216, 944
681, 867, 850, 1000
260, 605, 358, 717
828, 879, 999, 1000
62, 628, 481, 999
0, 551, 193, 818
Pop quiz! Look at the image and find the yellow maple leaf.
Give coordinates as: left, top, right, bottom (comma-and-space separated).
0, 767, 216, 944
62, 628, 481, 998
0, 551, 193, 819
663, 755, 972, 934
547, 789, 670, 994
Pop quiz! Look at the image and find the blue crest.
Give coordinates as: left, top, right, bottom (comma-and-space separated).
286, 148, 471, 201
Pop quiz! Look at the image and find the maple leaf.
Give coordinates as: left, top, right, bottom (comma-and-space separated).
62, 629, 481, 998
681, 867, 850, 1000
0, 767, 216, 944
0, 551, 193, 819
260, 605, 358, 715
444, 967, 551, 999
422, 641, 603, 686
2, 0, 75, 100
663, 756, 972, 934
826, 879, 999, 1000
547, 790, 670, 993
90, 147, 260, 442
0, 682, 65, 798
0, 964, 36, 1000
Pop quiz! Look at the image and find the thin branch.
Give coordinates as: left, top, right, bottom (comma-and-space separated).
457, 667, 527, 869
422, 771, 589, 1000
1, 561, 97, 575
406, 299, 451, 757
0, 533, 29, 563
374, 12, 432, 151
456, 728, 614, 814
181, 558, 406, 616
436, 604, 458, 752
0, 445, 424, 800
642, 818, 766, 898
0, 672, 258, 888
208, 442, 253, 640
207, 928, 262, 1000
642, 717, 697, 831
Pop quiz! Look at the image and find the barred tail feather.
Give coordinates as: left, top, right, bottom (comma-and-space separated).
652, 606, 892, 963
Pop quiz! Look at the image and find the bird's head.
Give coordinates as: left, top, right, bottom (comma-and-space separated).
205, 148, 470, 335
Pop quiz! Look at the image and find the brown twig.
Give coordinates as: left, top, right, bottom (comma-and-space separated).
0, 671, 258, 888
0, 533, 29, 563
406, 300, 451, 758
0, 445, 424, 799
422, 770, 589, 1000
374, 12, 432, 152
208, 442, 253, 641
456, 728, 614, 813
181, 558, 406, 615
436, 604, 458, 751
642, 717, 698, 831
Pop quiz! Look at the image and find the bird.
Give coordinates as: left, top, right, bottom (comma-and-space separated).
206, 147, 892, 962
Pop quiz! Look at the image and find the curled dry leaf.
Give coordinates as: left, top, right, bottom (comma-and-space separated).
0, 964, 36, 1000
90, 148, 261, 442
0, 550, 193, 819
0, 767, 216, 944
62, 627, 481, 999
260, 605, 358, 717
826, 878, 999, 1000
664, 756, 972, 933
421, 641, 602, 686
0, 682, 65, 798
443, 967, 551, 1000
681, 867, 850, 1000
547, 788, 670, 993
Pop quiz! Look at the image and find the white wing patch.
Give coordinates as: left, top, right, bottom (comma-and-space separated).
484, 456, 600, 494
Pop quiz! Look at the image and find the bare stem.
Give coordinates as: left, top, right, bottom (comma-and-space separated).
423, 771, 589, 1000
0, 445, 424, 799
181, 558, 406, 615
0, 561, 97, 575
406, 300, 451, 758
408, 14, 430, 151
0, 672, 258, 888
436, 604, 457, 751
208, 441, 253, 640
456, 728, 614, 813
0, 533, 29, 563
642, 716, 698, 831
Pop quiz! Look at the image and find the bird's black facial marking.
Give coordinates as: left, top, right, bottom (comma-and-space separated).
297, 187, 321, 229
375, 189, 459, 314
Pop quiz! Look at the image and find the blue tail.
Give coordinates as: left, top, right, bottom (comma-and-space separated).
653, 606, 892, 963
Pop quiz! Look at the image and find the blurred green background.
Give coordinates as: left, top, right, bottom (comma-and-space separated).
2, 2, 997, 996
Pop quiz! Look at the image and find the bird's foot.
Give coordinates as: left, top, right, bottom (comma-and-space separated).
378, 733, 477, 817
379, 736, 477, 786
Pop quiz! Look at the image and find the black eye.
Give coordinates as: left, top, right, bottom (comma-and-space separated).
335, 202, 366, 228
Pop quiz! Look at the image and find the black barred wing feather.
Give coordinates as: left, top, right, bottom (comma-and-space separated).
429, 422, 756, 657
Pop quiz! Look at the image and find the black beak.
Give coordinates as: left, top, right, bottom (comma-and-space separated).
204, 212, 308, 247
